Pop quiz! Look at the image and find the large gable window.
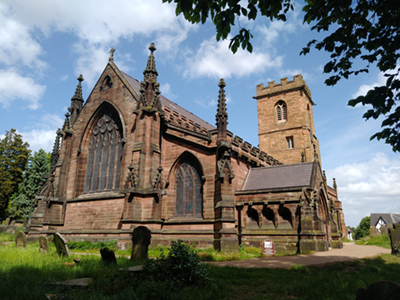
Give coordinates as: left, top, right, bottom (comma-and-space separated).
175, 161, 202, 218
84, 111, 123, 193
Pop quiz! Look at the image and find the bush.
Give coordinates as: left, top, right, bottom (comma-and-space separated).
354, 216, 371, 240
142, 240, 209, 288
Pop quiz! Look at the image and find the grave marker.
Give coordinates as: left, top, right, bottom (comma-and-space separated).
356, 280, 400, 300
39, 236, 49, 253
15, 231, 27, 248
131, 226, 151, 261
389, 224, 400, 256
100, 247, 118, 266
53, 233, 70, 257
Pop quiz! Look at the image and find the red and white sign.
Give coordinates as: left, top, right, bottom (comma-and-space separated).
262, 239, 275, 256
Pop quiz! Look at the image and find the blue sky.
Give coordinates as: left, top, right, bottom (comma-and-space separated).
1, 0, 399, 227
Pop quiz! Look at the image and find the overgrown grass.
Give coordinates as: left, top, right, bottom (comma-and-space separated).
1, 239, 400, 300
355, 234, 391, 249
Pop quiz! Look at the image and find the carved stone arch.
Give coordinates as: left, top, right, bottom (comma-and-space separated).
75, 101, 126, 196
277, 205, 293, 229
261, 205, 276, 229
169, 151, 204, 219
246, 206, 260, 229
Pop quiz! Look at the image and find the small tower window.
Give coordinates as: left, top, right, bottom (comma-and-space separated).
287, 136, 294, 149
276, 101, 287, 121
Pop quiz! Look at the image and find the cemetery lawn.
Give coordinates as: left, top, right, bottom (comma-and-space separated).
1, 241, 400, 300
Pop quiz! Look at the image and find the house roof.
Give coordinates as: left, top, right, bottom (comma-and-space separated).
121, 71, 215, 131
241, 162, 315, 191
370, 213, 400, 226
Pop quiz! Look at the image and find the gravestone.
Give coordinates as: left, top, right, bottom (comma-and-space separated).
53, 233, 70, 257
131, 226, 151, 261
389, 224, 400, 256
15, 231, 27, 248
262, 239, 275, 256
369, 226, 380, 237
356, 280, 400, 300
380, 225, 388, 235
39, 236, 49, 253
100, 247, 118, 266
3, 217, 10, 226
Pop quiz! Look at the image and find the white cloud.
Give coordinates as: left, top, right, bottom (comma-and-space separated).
327, 153, 400, 227
184, 37, 282, 79
0, 69, 46, 109
352, 72, 386, 99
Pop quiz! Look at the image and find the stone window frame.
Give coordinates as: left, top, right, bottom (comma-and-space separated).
286, 136, 294, 149
75, 101, 126, 197
275, 100, 287, 122
169, 151, 204, 219
100, 75, 113, 91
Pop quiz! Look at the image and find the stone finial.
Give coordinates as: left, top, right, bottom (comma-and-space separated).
323, 170, 327, 183
63, 112, 70, 130
144, 43, 158, 76
71, 75, 84, 102
109, 48, 115, 62
333, 178, 337, 191
216, 78, 228, 126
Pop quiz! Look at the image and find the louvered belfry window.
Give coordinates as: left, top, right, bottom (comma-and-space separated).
84, 113, 123, 193
276, 101, 287, 121
176, 162, 202, 217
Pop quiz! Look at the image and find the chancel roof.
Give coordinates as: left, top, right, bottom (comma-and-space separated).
242, 162, 315, 191
121, 71, 215, 131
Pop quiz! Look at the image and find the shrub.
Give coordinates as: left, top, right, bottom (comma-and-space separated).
142, 240, 209, 288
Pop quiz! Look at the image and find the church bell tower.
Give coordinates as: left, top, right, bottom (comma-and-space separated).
254, 75, 321, 164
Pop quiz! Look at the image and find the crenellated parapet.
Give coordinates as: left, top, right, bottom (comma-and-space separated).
255, 74, 313, 103
162, 106, 210, 136
230, 134, 282, 166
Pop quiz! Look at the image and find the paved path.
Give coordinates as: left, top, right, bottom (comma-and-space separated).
208, 243, 391, 269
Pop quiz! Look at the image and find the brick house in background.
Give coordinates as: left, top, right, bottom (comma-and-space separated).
28, 44, 346, 253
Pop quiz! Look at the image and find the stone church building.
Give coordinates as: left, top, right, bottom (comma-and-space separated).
28, 44, 346, 253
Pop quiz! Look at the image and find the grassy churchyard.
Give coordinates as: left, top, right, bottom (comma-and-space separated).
1, 232, 400, 300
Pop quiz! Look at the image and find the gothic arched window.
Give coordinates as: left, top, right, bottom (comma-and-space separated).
175, 162, 202, 218
83, 112, 123, 193
276, 101, 287, 121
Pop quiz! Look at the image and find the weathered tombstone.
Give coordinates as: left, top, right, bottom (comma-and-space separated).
10, 220, 15, 226
356, 281, 400, 300
131, 226, 151, 261
380, 225, 389, 235
100, 247, 118, 266
389, 224, 400, 256
262, 239, 275, 256
53, 233, 70, 257
369, 226, 380, 237
15, 231, 27, 248
39, 236, 49, 253
3, 217, 10, 226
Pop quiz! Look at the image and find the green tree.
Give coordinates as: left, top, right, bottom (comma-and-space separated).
354, 216, 371, 240
0, 129, 30, 220
8, 149, 49, 220
163, 0, 400, 151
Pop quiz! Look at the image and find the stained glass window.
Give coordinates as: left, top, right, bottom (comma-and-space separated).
84, 113, 123, 193
176, 162, 202, 217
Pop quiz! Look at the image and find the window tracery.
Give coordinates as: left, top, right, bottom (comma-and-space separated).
175, 161, 202, 217
276, 101, 287, 121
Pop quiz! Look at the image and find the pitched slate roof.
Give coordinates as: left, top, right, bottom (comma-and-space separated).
242, 162, 315, 191
370, 213, 400, 226
121, 71, 215, 131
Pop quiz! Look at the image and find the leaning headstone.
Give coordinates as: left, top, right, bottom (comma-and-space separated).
380, 225, 389, 235
100, 247, 118, 266
53, 233, 70, 257
15, 231, 27, 248
356, 280, 400, 300
389, 224, 400, 256
39, 236, 49, 253
131, 226, 151, 261
3, 217, 10, 226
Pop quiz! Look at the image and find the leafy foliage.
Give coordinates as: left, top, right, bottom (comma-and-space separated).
0, 129, 30, 220
163, 0, 400, 151
355, 216, 371, 240
143, 240, 209, 288
7, 149, 49, 220
67, 240, 118, 251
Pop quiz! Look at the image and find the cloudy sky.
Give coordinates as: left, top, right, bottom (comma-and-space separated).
1, 0, 399, 227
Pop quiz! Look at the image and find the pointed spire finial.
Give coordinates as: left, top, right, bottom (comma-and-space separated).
144, 43, 158, 77
333, 178, 337, 191
109, 48, 115, 61
216, 78, 228, 126
71, 74, 84, 102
